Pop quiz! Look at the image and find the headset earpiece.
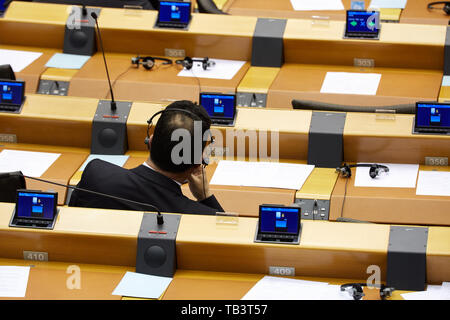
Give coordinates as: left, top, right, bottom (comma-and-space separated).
337, 163, 389, 179
132, 56, 173, 70
427, 1, 450, 15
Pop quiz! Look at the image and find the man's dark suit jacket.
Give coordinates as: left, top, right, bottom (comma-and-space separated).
68, 159, 224, 215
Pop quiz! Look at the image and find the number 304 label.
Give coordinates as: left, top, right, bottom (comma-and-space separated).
23, 251, 49, 261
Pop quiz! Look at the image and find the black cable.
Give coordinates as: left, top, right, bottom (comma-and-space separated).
22, 174, 161, 214
105, 65, 133, 99
339, 173, 349, 219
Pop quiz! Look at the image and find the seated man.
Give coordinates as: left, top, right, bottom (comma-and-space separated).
69, 100, 224, 215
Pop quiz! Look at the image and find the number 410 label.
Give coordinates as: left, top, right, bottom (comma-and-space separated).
23, 251, 49, 262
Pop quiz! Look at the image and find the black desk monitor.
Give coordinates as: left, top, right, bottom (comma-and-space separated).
200, 92, 237, 126
10, 189, 59, 230
344, 10, 381, 40
0, 79, 25, 113
414, 101, 450, 135
254, 205, 301, 245
155, 1, 192, 29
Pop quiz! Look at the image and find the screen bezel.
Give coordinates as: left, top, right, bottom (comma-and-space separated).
14, 189, 58, 221
415, 101, 450, 131
199, 92, 237, 121
0, 80, 25, 107
156, 0, 192, 26
258, 205, 301, 236
345, 10, 380, 37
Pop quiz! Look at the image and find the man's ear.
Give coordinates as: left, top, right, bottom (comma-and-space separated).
148, 134, 154, 151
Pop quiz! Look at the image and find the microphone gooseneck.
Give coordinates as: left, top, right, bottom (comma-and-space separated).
91, 12, 117, 112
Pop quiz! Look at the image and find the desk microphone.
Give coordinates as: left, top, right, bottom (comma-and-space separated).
91, 12, 116, 112
6, 172, 162, 215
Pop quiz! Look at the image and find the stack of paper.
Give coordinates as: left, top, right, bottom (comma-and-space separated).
416, 171, 450, 197
320, 72, 382, 96
401, 282, 450, 300
242, 276, 353, 300
0, 266, 31, 298
369, 0, 407, 9
210, 161, 315, 190
112, 271, 173, 299
354, 163, 419, 188
0, 49, 43, 72
177, 58, 246, 80
290, 0, 345, 11
0, 149, 61, 177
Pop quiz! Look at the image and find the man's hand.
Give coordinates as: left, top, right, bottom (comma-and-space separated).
188, 165, 212, 201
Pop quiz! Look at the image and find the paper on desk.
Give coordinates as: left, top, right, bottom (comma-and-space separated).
416, 171, 450, 197
290, 0, 344, 11
0, 266, 30, 298
242, 276, 352, 300
0, 49, 43, 72
112, 271, 173, 299
354, 163, 419, 188
401, 283, 450, 300
210, 161, 315, 190
369, 0, 407, 9
45, 53, 91, 69
79, 154, 130, 171
0, 149, 61, 177
177, 58, 246, 80
320, 72, 381, 95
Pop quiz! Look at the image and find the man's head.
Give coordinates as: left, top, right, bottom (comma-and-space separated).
149, 100, 212, 174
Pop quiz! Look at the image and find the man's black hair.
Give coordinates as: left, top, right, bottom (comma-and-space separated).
150, 100, 212, 173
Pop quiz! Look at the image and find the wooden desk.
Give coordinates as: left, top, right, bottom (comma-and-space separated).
400, 0, 450, 25
0, 143, 88, 205
329, 165, 450, 226
267, 64, 442, 109
69, 53, 250, 103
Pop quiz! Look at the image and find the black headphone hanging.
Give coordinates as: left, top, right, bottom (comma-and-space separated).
336, 163, 390, 179
131, 56, 173, 70
340, 283, 395, 300
427, 1, 450, 14
175, 57, 216, 70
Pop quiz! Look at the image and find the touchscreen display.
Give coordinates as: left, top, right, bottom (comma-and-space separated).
259, 206, 300, 235
0, 81, 24, 106
16, 191, 57, 220
200, 93, 236, 120
416, 102, 450, 130
158, 1, 191, 24
346, 11, 380, 34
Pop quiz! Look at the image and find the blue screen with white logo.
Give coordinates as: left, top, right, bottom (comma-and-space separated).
200, 94, 235, 120
346, 11, 380, 34
0, 81, 24, 106
158, 1, 191, 24
17, 192, 56, 220
416, 103, 450, 129
259, 206, 300, 234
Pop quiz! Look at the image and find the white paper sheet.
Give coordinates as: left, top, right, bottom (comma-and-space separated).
401, 283, 450, 300
0, 266, 30, 298
320, 72, 381, 95
45, 53, 90, 70
369, 0, 407, 9
210, 161, 315, 190
177, 58, 246, 80
112, 272, 173, 299
416, 171, 450, 197
0, 149, 61, 177
354, 163, 419, 188
242, 276, 352, 300
290, 0, 344, 11
79, 154, 130, 171
0, 49, 43, 72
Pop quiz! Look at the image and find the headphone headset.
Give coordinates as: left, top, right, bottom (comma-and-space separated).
340, 283, 395, 300
427, 1, 450, 14
336, 163, 390, 179
175, 57, 216, 70
131, 56, 173, 70
144, 107, 214, 167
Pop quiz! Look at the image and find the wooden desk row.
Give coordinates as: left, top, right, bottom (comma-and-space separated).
0, 203, 448, 286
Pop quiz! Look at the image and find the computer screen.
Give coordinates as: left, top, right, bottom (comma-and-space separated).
158, 1, 191, 24
0, 80, 25, 106
346, 10, 380, 35
415, 102, 450, 130
16, 191, 57, 220
259, 206, 300, 235
200, 93, 236, 120
0, 0, 5, 12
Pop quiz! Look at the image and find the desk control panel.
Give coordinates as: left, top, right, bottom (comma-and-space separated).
37, 80, 69, 96
237, 92, 267, 108
295, 199, 330, 221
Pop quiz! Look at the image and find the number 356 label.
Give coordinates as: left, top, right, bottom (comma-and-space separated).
23, 251, 49, 261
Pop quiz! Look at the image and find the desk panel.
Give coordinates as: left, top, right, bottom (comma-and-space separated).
400, 0, 450, 25
267, 64, 442, 109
